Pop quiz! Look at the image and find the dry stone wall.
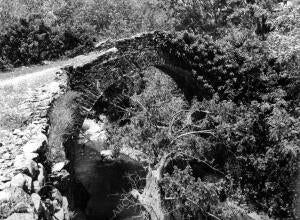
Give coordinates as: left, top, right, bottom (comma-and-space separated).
0, 73, 70, 220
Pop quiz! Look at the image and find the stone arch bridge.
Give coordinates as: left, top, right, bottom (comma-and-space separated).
64, 31, 203, 114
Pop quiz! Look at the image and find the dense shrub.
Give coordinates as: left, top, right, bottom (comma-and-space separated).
194, 96, 299, 217
155, 31, 296, 104
0, 14, 93, 70
103, 30, 299, 218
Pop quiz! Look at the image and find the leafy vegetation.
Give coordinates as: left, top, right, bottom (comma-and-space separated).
0, 14, 94, 70
1, 0, 300, 219
102, 25, 299, 218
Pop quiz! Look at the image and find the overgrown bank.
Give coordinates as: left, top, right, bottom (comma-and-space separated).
51, 30, 300, 219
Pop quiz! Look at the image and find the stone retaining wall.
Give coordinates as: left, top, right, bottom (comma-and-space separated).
0, 72, 70, 220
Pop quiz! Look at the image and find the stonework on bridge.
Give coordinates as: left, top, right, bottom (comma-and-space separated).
64, 31, 202, 114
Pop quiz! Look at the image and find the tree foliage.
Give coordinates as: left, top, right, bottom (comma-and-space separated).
1, 0, 300, 219
103, 26, 299, 218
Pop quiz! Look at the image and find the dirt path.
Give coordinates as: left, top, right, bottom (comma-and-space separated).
0, 51, 103, 87
0, 67, 59, 87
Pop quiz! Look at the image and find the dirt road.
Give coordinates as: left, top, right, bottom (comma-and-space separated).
0, 51, 104, 87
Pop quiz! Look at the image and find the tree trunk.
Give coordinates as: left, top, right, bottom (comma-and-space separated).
130, 153, 172, 220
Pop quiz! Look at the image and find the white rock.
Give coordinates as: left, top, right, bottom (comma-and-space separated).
23, 134, 47, 154
31, 193, 42, 213
14, 202, 31, 213
62, 196, 69, 213
3, 152, 11, 160
25, 153, 39, 161
14, 155, 39, 177
0, 175, 11, 183
80, 119, 107, 145
23, 141, 42, 154
52, 199, 61, 211
82, 119, 103, 133
24, 174, 33, 192
52, 162, 65, 173
100, 150, 113, 159
14, 153, 38, 166
11, 173, 32, 191
13, 129, 21, 135
23, 142, 41, 154
53, 208, 64, 220
0, 181, 11, 190
11, 173, 26, 188
32, 181, 41, 193
37, 163, 45, 186
16, 139, 24, 146
51, 188, 63, 203
0, 189, 11, 202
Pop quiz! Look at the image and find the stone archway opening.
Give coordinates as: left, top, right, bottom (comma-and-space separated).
61, 31, 206, 220
72, 65, 189, 220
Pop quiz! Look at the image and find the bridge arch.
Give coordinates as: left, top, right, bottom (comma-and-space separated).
64, 31, 203, 115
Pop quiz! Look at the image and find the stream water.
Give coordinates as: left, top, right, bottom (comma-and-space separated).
73, 140, 144, 220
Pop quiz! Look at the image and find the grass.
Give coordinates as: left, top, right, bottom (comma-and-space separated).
47, 91, 82, 163
0, 85, 35, 145
0, 86, 32, 130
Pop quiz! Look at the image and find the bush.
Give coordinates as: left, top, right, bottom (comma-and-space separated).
104, 31, 299, 218
193, 96, 299, 217
0, 14, 94, 70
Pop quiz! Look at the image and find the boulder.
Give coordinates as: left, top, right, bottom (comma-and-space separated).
0, 175, 11, 183
11, 173, 26, 189
11, 173, 32, 192
14, 155, 39, 178
52, 162, 66, 173
100, 150, 113, 159
0, 189, 11, 202
32, 181, 41, 193
52, 199, 61, 212
12, 129, 21, 135
81, 119, 106, 143
0, 181, 11, 190
37, 163, 46, 187
31, 193, 42, 213
14, 202, 31, 213
23, 134, 47, 154
53, 208, 64, 220
51, 188, 63, 204
0, 187, 31, 218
